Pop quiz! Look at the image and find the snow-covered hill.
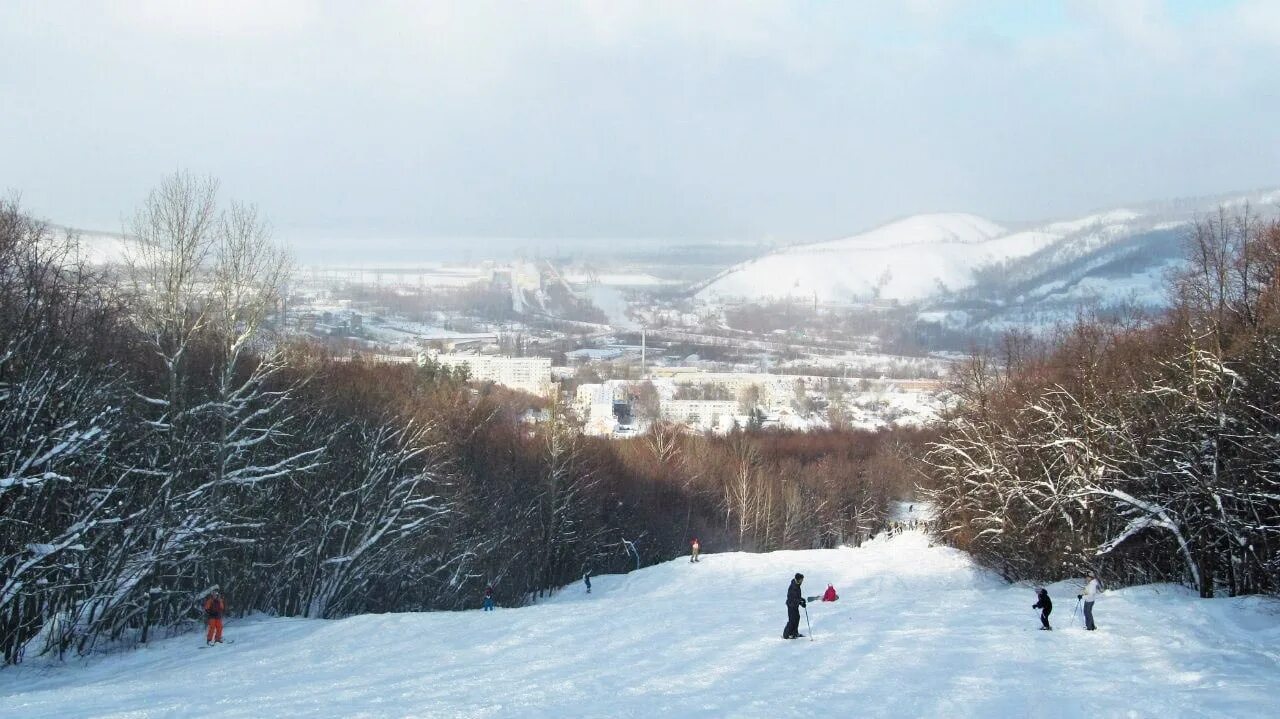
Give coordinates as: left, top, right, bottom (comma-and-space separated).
933, 190, 1280, 331
41, 225, 131, 266
698, 213, 1013, 303
4, 532, 1278, 718
698, 191, 1280, 323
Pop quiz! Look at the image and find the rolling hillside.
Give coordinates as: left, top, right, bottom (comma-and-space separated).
697, 213, 1013, 303
698, 190, 1280, 332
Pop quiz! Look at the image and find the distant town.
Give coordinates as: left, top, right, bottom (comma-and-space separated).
284, 258, 950, 437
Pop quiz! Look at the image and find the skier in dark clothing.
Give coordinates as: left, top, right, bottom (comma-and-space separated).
482, 585, 495, 611
1032, 587, 1053, 630
583, 571, 592, 594
782, 573, 807, 639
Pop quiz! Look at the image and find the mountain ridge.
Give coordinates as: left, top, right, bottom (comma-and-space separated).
696, 188, 1280, 328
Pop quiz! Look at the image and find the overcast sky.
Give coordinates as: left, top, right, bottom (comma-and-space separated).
3, 0, 1279, 258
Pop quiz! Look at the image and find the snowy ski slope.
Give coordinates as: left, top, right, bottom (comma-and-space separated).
2, 532, 1278, 718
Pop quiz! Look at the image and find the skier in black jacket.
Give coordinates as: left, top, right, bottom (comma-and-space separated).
782, 573, 807, 639
1032, 587, 1053, 630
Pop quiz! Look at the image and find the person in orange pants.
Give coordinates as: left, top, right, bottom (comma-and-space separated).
203, 589, 226, 645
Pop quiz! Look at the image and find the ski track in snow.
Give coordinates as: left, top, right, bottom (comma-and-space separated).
2, 533, 1279, 718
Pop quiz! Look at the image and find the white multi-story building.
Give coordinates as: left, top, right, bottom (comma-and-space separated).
574, 382, 614, 414
574, 382, 619, 436
435, 354, 553, 397
660, 399, 741, 432
666, 371, 801, 408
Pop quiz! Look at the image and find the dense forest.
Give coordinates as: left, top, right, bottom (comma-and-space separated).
0, 177, 912, 665
924, 208, 1280, 598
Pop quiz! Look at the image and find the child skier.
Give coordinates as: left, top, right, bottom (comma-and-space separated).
690, 538, 701, 563
1032, 587, 1052, 630
482, 585, 495, 611
203, 589, 226, 645
821, 583, 839, 602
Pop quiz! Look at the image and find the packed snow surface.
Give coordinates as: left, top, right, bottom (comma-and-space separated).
3, 533, 1279, 718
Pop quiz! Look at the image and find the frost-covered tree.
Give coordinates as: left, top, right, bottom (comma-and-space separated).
294, 419, 451, 617
117, 173, 318, 641
0, 200, 135, 662
533, 397, 604, 596
926, 211, 1280, 596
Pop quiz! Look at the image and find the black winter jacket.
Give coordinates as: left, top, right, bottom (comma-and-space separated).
786, 579, 806, 608
1032, 590, 1052, 611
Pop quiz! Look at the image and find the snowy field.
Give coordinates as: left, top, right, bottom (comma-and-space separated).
3, 533, 1278, 718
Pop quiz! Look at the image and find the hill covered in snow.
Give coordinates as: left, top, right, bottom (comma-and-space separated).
697, 190, 1280, 332
3, 531, 1277, 718
697, 213, 1012, 303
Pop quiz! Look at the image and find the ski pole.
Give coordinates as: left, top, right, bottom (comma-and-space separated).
803, 604, 813, 641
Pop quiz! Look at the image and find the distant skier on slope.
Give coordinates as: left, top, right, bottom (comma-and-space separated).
203, 589, 226, 646
782, 573, 807, 639
1078, 573, 1101, 630
584, 571, 592, 594
1032, 588, 1052, 630
482, 585, 495, 611
690, 538, 701, 563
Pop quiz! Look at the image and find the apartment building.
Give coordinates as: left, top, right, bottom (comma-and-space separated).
659, 399, 740, 432
435, 354, 553, 397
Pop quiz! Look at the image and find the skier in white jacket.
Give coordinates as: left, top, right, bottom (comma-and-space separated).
1077, 573, 1101, 631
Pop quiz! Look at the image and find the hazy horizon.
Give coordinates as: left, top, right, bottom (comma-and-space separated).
5, 1, 1280, 260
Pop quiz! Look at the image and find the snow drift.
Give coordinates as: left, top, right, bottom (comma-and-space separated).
3, 531, 1277, 718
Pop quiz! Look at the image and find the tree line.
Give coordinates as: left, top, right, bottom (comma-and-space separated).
924, 207, 1280, 598
0, 176, 910, 665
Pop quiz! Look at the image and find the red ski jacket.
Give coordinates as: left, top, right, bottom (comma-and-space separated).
204, 596, 225, 619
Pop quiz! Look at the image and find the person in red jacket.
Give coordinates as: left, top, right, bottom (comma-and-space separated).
821, 583, 838, 602
203, 589, 225, 646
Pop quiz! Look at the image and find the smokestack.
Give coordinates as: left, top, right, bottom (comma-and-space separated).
641, 328, 646, 376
